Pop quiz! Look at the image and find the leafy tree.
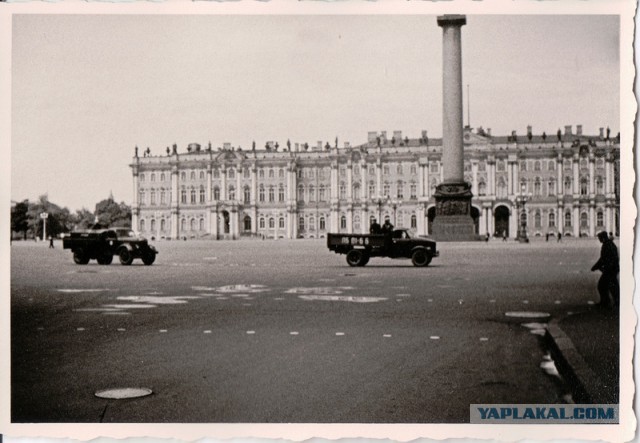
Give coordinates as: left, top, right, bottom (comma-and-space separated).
11, 200, 29, 239
95, 195, 131, 228
26, 194, 73, 239
73, 208, 96, 229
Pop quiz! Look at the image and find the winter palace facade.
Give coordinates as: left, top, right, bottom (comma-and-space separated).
130, 124, 620, 240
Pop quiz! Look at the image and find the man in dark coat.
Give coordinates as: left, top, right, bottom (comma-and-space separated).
381, 219, 394, 234
369, 219, 382, 234
591, 231, 620, 307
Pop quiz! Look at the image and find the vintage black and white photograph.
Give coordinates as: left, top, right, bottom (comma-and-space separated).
2, 2, 636, 442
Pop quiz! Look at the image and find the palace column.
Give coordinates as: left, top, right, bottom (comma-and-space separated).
131, 158, 140, 232
432, 15, 475, 240
170, 163, 179, 239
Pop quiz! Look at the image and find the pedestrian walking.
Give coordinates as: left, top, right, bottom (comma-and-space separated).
557, 232, 562, 242
49, 236, 54, 248
485, 233, 490, 242
545, 233, 549, 242
502, 230, 507, 241
590, 231, 620, 308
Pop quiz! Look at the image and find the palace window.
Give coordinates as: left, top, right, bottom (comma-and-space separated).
383, 183, 390, 197
298, 185, 305, 201
564, 177, 572, 193
430, 162, 439, 173
369, 182, 376, 198
244, 186, 251, 203
269, 218, 275, 229
548, 179, 556, 196
319, 185, 326, 202
199, 218, 205, 231
565, 210, 572, 228
259, 169, 265, 179
549, 161, 555, 171
244, 168, 250, 179
520, 161, 527, 171
160, 173, 165, 181
411, 164, 417, 175
369, 165, 375, 176
308, 216, 315, 231
180, 189, 186, 204
214, 169, 220, 179
259, 185, 265, 202
534, 161, 541, 172
269, 169, 275, 179
410, 183, 417, 199
353, 215, 360, 232
244, 216, 252, 231
140, 219, 146, 231
396, 181, 404, 199
190, 189, 196, 203
279, 217, 285, 229
150, 173, 155, 182
199, 187, 205, 203
190, 171, 196, 180
596, 177, 604, 194
397, 164, 403, 175
150, 190, 156, 205
259, 217, 265, 229
279, 168, 285, 179
180, 172, 186, 181
340, 215, 347, 230
160, 219, 166, 231
549, 212, 556, 228
297, 170, 303, 179
269, 186, 275, 202
580, 212, 588, 229
298, 217, 305, 231
496, 178, 507, 199
199, 171, 205, 180
478, 162, 486, 172
411, 214, 417, 229
383, 165, 390, 175
309, 185, 316, 202
190, 218, 196, 231
354, 165, 360, 176
496, 160, 505, 172
228, 169, 235, 179
319, 217, 326, 231
534, 178, 541, 196
596, 211, 604, 227
534, 210, 541, 228
213, 187, 220, 201
140, 174, 145, 182
139, 190, 146, 205
580, 178, 588, 196
160, 190, 166, 205
339, 183, 346, 200
180, 218, 186, 232
353, 184, 360, 200
478, 182, 486, 196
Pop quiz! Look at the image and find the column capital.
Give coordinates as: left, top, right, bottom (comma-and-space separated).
437, 15, 466, 27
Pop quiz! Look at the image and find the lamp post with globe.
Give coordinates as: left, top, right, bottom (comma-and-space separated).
516, 183, 532, 243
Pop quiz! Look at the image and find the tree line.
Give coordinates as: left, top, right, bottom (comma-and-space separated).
11, 194, 131, 240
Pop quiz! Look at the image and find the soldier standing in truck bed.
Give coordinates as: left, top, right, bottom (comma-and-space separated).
381, 220, 394, 234
370, 219, 382, 234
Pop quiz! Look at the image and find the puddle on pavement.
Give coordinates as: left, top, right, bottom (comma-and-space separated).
521, 322, 548, 336
95, 387, 152, 399
505, 311, 551, 319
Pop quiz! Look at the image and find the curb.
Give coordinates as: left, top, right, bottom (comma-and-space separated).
544, 316, 610, 403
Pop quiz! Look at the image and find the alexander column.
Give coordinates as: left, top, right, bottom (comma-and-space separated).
431, 15, 476, 241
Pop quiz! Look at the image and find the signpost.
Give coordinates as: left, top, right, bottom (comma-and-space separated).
40, 212, 49, 242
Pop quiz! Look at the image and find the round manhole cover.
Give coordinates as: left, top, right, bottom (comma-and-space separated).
505, 311, 551, 319
95, 388, 152, 399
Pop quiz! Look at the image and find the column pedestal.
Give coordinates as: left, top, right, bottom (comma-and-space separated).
431, 182, 477, 241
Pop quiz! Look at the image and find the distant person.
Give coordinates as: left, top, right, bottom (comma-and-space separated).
49, 236, 54, 248
545, 233, 549, 242
502, 230, 507, 242
557, 232, 562, 242
591, 231, 620, 308
369, 219, 382, 234
485, 233, 490, 242
381, 220, 394, 234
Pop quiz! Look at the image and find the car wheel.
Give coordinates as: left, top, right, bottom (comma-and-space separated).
346, 249, 365, 267
73, 249, 90, 265
142, 252, 156, 266
119, 248, 134, 266
97, 251, 113, 265
411, 249, 431, 267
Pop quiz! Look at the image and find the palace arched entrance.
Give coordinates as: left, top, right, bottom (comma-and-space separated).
494, 205, 510, 237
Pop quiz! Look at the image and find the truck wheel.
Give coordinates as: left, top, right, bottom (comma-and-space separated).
97, 251, 113, 265
119, 248, 134, 266
346, 249, 365, 267
73, 249, 90, 265
359, 255, 370, 267
142, 252, 156, 266
411, 249, 431, 267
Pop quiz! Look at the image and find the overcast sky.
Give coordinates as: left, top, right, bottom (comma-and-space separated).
11, 13, 620, 212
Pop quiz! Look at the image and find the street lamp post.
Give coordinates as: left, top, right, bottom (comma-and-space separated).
40, 212, 49, 242
516, 183, 531, 243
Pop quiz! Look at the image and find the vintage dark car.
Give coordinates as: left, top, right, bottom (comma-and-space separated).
62, 226, 158, 266
327, 228, 438, 267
